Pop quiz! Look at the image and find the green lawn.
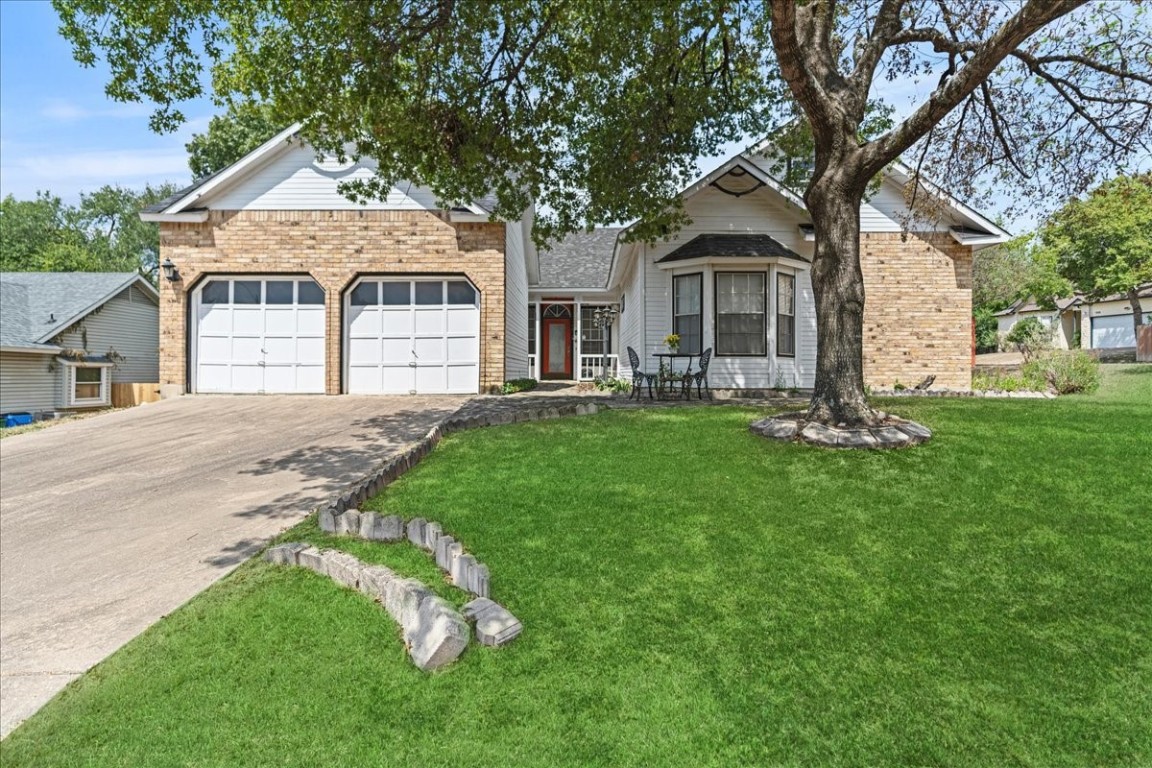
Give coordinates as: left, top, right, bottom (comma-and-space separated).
3, 366, 1150, 767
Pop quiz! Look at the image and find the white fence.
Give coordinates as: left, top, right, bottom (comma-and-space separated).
579, 354, 619, 381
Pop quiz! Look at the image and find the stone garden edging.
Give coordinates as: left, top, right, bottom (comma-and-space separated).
871, 388, 1056, 399
265, 543, 521, 671
749, 410, 933, 449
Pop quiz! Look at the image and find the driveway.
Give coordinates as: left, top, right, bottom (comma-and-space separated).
0, 394, 467, 738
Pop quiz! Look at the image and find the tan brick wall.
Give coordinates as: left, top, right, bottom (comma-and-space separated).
861, 231, 973, 390
158, 210, 506, 395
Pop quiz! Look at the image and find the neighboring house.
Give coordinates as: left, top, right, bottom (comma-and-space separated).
142, 125, 1008, 397
0, 272, 160, 416
994, 296, 1080, 350
993, 282, 1151, 351
1078, 283, 1152, 349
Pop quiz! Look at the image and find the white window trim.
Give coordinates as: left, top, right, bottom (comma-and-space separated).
59, 358, 113, 407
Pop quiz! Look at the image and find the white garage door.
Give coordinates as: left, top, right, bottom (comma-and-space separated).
194, 277, 326, 393
1090, 315, 1136, 349
346, 278, 480, 394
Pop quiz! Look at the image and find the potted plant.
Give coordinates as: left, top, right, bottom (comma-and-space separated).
663, 333, 681, 353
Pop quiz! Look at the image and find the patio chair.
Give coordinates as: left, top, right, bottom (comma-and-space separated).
689, 347, 713, 399
626, 346, 657, 400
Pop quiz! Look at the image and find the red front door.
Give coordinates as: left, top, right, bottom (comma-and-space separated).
541, 317, 572, 379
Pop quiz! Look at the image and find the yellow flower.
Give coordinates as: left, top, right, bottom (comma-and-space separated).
663, 333, 681, 348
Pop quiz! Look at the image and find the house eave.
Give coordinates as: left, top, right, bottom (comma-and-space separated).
139, 210, 211, 223
0, 344, 62, 355
654, 255, 811, 271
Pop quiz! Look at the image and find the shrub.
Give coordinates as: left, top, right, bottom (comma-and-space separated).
1006, 317, 1052, 360
972, 371, 1035, 391
594, 376, 631, 393
974, 307, 1000, 353
501, 378, 538, 394
1022, 350, 1101, 395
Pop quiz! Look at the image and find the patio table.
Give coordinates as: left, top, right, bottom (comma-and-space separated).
652, 352, 696, 399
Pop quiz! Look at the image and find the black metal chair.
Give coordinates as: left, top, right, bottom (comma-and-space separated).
626, 346, 657, 400
689, 348, 713, 399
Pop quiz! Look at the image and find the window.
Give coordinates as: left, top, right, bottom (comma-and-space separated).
580, 306, 609, 356
298, 280, 325, 305
673, 274, 702, 354
446, 281, 477, 305
65, 362, 110, 406
350, 282, 379, 306
265, 281, 294, 304
716, 272, 766, 356
201, 280, 229, 304
528, 305, 537, 355
381, 282, 410, 305
777, 272, 796, 357
233, 280, 261, 304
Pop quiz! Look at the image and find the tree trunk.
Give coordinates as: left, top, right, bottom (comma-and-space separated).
805, 171, 878, 427
1129, 288, 1145, 338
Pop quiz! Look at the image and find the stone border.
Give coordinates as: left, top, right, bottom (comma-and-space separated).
319, 509, 492, 599
265, 543, 521, 671
749, 411, 932, 449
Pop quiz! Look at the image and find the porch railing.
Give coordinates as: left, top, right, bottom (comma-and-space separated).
579, 354, 619, 381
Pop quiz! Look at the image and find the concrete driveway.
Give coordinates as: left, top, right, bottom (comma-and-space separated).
0, 394, 467, 738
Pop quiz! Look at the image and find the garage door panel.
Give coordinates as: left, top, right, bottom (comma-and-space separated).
263, 366, 296, 393
231, 366, 263, 393
297, 337, 325, 364
382, 367, 412, 393
264, 308, 296, 335
198, 336, 231, 362
232, 308, 262, 335
297, 366, 325, 392
263, 337, 296, 364
446, 336, 477, 360
413, 336, 444, 362
198, 305, 231, 334
349, 337, 382, 364
446, 308, 479, 334
297, 308, 326, 335
348, 366, 381, 393
447, 365, 479, 392
380, 337, 410, 363
414, 366, 447, 392
382, 308, 414, 335
198, 365, 230, 391
348, 306, 380, 336
414, 309, 445, 335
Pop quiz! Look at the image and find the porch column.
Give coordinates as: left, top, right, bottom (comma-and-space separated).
574, 299, 582, 380
535, 302, 542, 379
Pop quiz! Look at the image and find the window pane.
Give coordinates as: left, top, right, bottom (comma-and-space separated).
777, 273, 796, 356
201, 280, 229, 304
778, 316, 795, 356
233, 280, 261, 304
76, 367, 102, 383
266, 280, 294, 304
298, 280, 325, 305
415, 282, 443, 305
446, 281, 476, 305
381, 282, 410, 305
350, 282, 379, 306
716, 273, 766, 355
75, 383, 101, 399
778, 273, 795, 316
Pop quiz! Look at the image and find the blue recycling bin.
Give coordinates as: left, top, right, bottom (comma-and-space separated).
3, 413, 34, 428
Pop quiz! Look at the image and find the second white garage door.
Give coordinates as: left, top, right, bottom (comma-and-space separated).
346, 278, 480, 394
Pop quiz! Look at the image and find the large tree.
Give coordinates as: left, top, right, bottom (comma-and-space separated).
1037, 173, 1152, 338
55, 0, 1152, 424
186, 101, 281, 178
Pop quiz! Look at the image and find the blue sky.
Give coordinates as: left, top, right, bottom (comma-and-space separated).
0, 0, 212, 202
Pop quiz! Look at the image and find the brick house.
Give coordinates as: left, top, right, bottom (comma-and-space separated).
143, 126, 1008, 396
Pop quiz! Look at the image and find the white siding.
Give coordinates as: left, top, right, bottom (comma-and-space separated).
503, 220, 530, 380
0, 352, 57, 414
631, 185, 818, 388
617, 246, 647, 378
206, 142, 445, 211
52, 286, 159, 383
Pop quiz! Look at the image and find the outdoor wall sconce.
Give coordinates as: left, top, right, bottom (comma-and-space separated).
161, 258, 181, 282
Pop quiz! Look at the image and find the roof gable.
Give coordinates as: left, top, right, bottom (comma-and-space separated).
537, 228, 622, 288
0, 272, 156, 346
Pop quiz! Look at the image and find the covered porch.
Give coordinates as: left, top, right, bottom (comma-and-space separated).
527, 295, 620, 382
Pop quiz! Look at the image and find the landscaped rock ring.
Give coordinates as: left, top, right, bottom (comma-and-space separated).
749, 411, 932, 449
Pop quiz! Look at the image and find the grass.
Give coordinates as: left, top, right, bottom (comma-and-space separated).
0, 408, 120, 439
3, 366, 1150, 767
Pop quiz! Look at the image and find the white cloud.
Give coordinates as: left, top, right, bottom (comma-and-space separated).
0, 146, 192, 201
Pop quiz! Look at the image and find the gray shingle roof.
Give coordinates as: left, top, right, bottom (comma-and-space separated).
537, 228, 622, 289
0, 273, 143, 347
656, 234, 806, 264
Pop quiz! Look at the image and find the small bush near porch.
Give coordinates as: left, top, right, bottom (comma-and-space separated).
3, 367, 1149, 767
